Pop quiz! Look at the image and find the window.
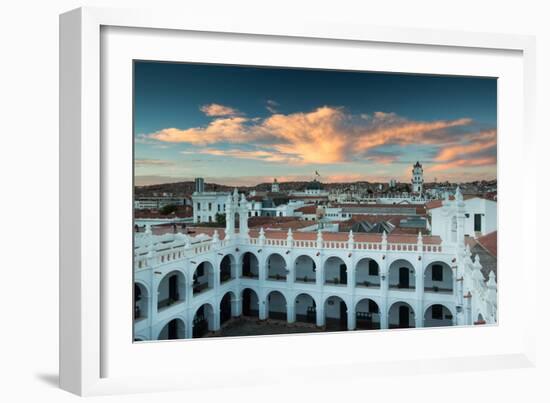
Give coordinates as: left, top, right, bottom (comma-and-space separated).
208, 203, 212, 211
197, 202, 201, 210
432, 265, 443, 282
217, 204, 221, 212
196, 265, 204, 277
474, 213, 482, 232
368, 260, 379, 276
432, 305, 443, 320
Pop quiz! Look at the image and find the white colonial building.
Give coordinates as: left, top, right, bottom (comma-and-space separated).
192, 191, 230, 223
428, 195, 497, 240
134, 188, 497, 341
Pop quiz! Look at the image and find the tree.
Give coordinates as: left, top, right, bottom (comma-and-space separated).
159, 204, 178, 215
215, 213, 226, 226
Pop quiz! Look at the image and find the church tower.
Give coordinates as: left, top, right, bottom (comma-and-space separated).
271, 178, 280, 193
411, 161, 424, 193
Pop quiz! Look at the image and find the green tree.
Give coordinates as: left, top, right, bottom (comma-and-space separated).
159, 204, 178, 215
215, 213, 226, 226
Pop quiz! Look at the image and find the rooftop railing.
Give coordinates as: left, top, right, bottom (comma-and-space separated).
134, 233, 451, 270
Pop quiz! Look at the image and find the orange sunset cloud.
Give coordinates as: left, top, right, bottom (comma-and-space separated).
148, 104, 495, 171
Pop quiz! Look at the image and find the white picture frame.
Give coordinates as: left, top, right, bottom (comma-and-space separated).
59, 6, 537, 396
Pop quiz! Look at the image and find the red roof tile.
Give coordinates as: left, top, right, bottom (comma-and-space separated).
475, 231, 497, 257
296, 205, 318, 214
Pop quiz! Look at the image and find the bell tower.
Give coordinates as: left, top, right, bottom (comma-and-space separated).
271, 178, 280, 193
411, 161, 424, 193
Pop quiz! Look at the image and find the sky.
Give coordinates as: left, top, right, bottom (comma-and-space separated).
134, 61, 497, 187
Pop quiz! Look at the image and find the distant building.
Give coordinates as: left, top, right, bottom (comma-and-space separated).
195, 177, 205, 193
411, 161, 424, 193
389, 178, 397, 188
271, 178, 280, 193
134, 196, 190, 210
191, 179, 229, 223
192, 192, 229, 223
290, 179, 329, 197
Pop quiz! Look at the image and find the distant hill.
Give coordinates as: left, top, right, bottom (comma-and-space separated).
134, 178, 497, 197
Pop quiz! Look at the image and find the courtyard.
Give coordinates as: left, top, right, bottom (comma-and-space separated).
207, 317, 326, 338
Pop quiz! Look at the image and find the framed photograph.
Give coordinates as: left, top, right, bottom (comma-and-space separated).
60, 7, 537, 396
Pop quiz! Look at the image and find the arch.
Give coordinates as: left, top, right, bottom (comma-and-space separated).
355, 298, 381, 330
220, 254, 237, 283
424, 261, 453, 293
192, 303, 215, 338
266, 253, 287, 281
324, 256, 347, 286
134, 281, 149, 320
355, 257, 380, 288
192, 261, 214, 295
157, 318, 186, 340
294, 255, 316, 284
219, 291, 237, 325
423, 303, 453, 327
388, 259, 416, 290
266, 290, 287, 320
157, 270, 186, 310
241, 287, 259, 318
388, 301, 416, 329
324, 295, 348, 331
294, 293, 316, 324
474, 312, 486, 325
241, 252, 259, 279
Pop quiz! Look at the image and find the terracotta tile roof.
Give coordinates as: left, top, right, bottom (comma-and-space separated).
288, 195, 328, 200
295, 205, 318, 214
333, 203, 426, 215
248, 216, 304, 228
475, 231, 497, 257
144, 221, 441, 245
134, 205, 193, 219
185, 227, 442, 245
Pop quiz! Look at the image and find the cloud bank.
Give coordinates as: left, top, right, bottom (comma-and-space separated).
147, 103, 496, 173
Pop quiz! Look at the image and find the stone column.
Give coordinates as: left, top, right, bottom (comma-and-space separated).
232, 295, 242, 317
347, 256, 355, 292
415, 258, 424, 328
259, 297, 267, 320
286, 253, 294, 287
212, 309, 221, 331
258, 257, 267, 283
380, 256, 389, 329
316, 254, 324, 286
287, 300, 296, 323
347, 302, 356, 330
316, 303, 325, 327
185, 311, 194, 339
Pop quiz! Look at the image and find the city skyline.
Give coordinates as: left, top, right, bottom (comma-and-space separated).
134, 61, 497, 187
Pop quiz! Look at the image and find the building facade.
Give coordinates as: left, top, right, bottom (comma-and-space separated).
134, 188, 497, 341
192, 192, 230, 223
428, 196, 497, 240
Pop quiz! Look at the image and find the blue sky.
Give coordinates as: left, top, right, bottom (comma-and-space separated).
134, 61, 497, 186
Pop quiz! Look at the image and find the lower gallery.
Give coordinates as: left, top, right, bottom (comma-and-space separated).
133, 187, 497, 341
